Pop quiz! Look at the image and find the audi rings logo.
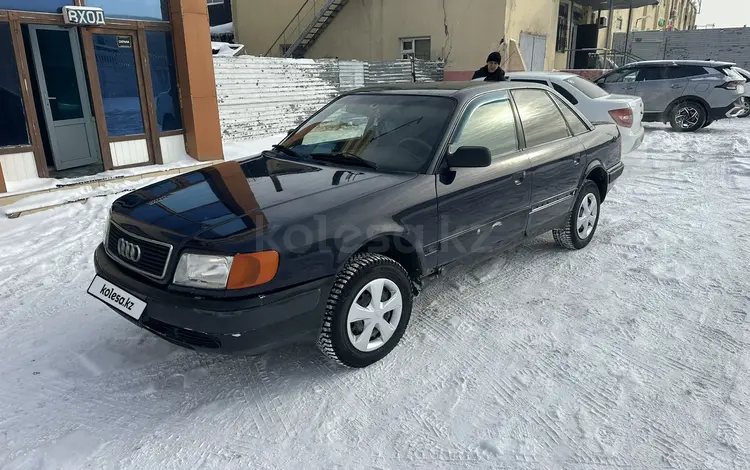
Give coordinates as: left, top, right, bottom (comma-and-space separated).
117, 239, 142, 263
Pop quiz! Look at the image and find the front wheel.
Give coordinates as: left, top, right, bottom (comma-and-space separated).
553, 180, 601, 250
317, 253, 413, 368
669, 101, 706, 132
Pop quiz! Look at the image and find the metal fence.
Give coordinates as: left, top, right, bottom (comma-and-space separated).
613, 28, 750, 70
214, 55, 444, 140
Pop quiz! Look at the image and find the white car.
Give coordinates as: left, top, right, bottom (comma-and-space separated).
506, 71, 646, 154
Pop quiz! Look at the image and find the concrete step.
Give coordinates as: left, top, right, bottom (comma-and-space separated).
1, 160, 220, 219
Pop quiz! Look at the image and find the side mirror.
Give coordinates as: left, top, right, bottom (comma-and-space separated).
286, 129, 295, 136
446, 146, 492, 168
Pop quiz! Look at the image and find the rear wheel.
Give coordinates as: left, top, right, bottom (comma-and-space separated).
553, 180, 601, 250
739, 97, 750, 118
317, 253, 413, 368
669, 101, 706, 132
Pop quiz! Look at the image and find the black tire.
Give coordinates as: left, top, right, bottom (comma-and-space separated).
739, 98, 750, 119
317, 253, 413, 368
668, 101, 706, 132
553, 180, 602, 250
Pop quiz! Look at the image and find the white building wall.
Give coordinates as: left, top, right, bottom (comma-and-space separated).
0, 152, 39, 182
110, 140, 150, 167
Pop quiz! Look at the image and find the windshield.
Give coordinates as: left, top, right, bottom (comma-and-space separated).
565, 75, 609, 99
279, 94, 456, 173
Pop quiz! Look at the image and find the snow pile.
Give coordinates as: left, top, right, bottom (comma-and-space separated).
210, 22, 233, 35
0, 119, 748, 468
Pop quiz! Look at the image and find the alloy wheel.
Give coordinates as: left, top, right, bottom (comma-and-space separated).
675, 106, 700, 129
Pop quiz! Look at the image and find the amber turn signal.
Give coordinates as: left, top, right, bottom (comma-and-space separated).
227, 251, 279, 289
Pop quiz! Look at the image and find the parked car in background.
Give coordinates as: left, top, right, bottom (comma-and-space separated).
88, 81, 623, 369
507, 71, 645, 154
594, 60, 746, 132
730, 66, 750, 118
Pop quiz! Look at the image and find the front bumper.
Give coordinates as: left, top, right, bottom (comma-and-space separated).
92, 244, 333, 354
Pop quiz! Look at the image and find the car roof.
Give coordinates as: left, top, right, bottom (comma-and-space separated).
625, 59, 736, 68
342, 80, 545, 100
506, 71, 577, 80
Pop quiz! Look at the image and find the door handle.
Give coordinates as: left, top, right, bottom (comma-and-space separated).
514, 171, 526, 185
624, 86, 635, 90
670, 84, 683, 88
48, 96, 57, 100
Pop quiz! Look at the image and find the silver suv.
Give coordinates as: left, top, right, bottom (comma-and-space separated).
594, 60, 746, 132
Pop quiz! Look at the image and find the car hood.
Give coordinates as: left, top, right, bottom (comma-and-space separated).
110, 155, 415, 242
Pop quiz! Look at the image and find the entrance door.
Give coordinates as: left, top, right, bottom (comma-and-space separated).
29, 25, 100, 171
519, 33, 547, 71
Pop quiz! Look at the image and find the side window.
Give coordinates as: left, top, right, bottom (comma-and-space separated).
601, 68, 639, 83
641, 66, 669, 81
513, 79, 550, 87
552, 82, 578, 104
666, 65, 708, 79
549, 93, 589, 135
451, 96, 519, 156
511, 89, 571, 148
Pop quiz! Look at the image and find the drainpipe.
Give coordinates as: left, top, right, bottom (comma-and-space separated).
624, 5, 634, 59
604, 0, 614, 50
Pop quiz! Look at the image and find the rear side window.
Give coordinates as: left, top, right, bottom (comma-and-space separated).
564, 75, 609, 99
549, 93, 589, 135
451, 95, 519, 156
511, 89, 570, 148
667, 66, 708, 79
552, 82, 578, 104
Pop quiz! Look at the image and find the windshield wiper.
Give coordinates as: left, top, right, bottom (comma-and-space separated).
271, 144, 302, 158
310, 152, 378, 170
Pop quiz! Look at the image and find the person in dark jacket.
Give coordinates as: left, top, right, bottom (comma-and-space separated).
472, 51, 506, 81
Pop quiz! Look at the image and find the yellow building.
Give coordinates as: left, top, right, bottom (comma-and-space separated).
598, 0, 699, 49
231, 0, 661, 78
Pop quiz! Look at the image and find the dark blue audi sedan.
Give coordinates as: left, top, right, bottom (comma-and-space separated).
89, 81, 624, 368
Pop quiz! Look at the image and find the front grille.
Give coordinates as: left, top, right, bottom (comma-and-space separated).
106, 222, 173, 280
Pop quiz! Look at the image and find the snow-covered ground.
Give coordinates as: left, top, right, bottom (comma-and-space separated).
0, 119, 749, 469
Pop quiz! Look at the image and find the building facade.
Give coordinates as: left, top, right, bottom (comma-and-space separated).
0, 0, 223, 192
598, 0, 699, 50
232, 0, 667, 79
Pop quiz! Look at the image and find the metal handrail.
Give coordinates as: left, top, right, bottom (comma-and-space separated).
565, 48, 645, 70
265, 0, 332, 57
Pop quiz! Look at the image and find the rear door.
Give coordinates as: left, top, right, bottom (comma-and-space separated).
510, 88, 587, 236
633, 65, 689, 113
436, 91, 531, 263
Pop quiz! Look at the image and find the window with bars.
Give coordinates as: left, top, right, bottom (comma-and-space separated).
400, 38, 431, 61
556, 3, 569, 53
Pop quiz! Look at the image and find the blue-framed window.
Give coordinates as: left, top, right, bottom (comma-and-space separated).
93, 34, 145, 137
0, 1, 68, 13
84, 0, 169, 22
0, 23, 30, 147
146, 31, 183, 132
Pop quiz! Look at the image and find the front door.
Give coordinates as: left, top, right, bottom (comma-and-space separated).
29, 25, 100, 171
436, 91, 531, 266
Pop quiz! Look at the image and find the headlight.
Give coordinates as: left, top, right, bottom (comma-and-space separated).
173, 251, 279, 290
174, 254, 234, 289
